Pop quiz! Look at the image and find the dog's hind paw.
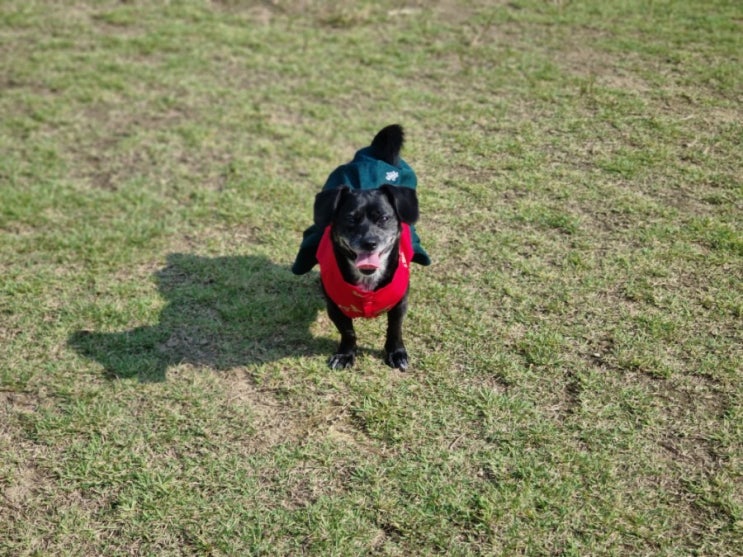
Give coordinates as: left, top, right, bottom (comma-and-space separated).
385, 349, 409, 371
329, 353, 355, 370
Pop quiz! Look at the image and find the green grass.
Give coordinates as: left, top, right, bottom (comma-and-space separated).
1, 0, 741, 555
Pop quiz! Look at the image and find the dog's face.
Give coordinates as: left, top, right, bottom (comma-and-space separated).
333, 190, 400, 281
314, 185, 419, 289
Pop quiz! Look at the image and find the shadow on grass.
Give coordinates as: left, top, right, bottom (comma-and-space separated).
69, 253, 329, 382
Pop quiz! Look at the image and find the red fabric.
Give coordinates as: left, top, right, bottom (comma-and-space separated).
317, 224, 413, 319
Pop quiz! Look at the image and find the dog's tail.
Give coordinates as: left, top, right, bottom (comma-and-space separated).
370, 124, 404, 166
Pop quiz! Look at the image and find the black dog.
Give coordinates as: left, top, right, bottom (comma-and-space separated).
313, 129, 419, 370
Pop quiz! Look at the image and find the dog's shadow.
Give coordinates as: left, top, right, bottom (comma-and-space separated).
69, 253, 330, 382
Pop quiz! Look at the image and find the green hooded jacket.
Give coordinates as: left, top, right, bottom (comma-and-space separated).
291, 146, 431, 275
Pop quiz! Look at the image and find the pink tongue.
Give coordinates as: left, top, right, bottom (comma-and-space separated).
355, 252, 381, 270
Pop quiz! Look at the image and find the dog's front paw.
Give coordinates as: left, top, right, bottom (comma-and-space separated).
329, 352, 355, 370
385, 349, 409, 371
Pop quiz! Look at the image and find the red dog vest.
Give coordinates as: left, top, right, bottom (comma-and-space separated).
317, 224, 413, 319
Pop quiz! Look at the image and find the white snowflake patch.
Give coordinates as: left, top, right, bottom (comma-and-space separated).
385, 170, 399, 182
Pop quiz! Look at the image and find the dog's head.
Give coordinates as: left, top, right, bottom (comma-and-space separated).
314, 185, 418, 284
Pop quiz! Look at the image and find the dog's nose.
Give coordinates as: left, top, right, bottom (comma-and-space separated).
361, 240, 378, 252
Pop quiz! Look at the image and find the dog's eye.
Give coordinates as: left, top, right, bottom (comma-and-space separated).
370, 210, 389, 224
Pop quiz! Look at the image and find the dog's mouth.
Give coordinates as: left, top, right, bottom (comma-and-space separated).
355, 252, 381, 274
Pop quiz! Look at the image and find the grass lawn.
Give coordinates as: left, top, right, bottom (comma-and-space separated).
1, 0, 741, 555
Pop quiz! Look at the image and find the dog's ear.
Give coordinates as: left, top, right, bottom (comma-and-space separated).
380, 185, 419, 225
313, 187, 348, 227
